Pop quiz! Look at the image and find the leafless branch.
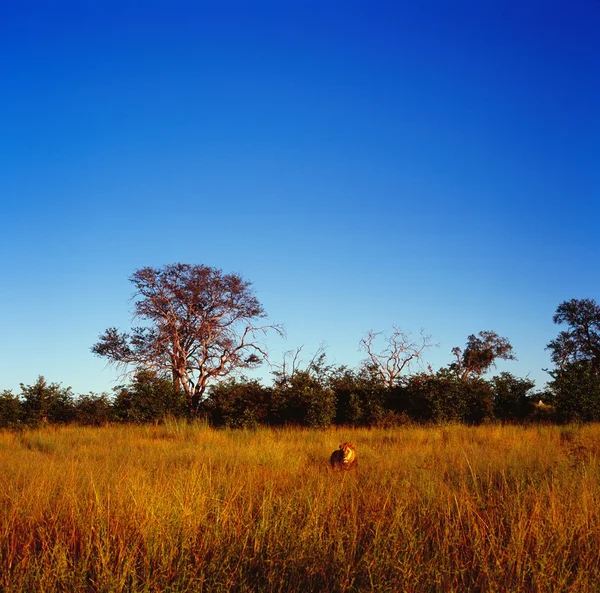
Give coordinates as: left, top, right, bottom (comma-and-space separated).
359, 326, 436, 388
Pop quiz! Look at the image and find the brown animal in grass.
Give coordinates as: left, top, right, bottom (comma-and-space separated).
330, 442, 357, 471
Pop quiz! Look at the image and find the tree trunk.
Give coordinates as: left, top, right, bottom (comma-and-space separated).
171, 370, 183, 394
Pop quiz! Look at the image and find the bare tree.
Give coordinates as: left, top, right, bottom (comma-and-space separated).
92, 263, 283, 415
272, 344, 329, 387
359, 326, 435, 388
451, 330, 516, 380
274, 346, 306, 386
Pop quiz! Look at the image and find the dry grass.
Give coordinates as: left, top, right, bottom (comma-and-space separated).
1, 422, 599, 592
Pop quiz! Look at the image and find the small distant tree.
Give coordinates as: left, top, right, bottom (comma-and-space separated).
450, 331, 516, 380
0, 390, 23, 428
20, 377, 75, 425
359, 326, 434, 388
92, 263, 283, 416
547, 298, 600, 375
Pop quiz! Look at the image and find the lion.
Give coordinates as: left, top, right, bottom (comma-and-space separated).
330, 442, 357, 471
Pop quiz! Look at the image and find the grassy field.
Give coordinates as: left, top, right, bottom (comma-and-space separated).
1, 422, 599, 592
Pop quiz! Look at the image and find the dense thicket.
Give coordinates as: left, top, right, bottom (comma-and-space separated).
0, 368, 558, 429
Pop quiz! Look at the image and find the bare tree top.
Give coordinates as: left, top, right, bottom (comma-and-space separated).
359, 326, 435, 388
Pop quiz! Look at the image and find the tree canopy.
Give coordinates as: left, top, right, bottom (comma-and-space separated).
450, 331, 516, 380
92, 263, 282, 414
547, 298, 600, 375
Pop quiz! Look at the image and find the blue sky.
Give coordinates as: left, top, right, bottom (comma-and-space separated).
1, 0, 599, 395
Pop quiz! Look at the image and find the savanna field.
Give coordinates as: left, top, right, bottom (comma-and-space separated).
1, 423, 599, 592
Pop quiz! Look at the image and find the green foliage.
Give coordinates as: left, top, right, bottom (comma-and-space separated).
7, 297, 600, 428
547, 298, 600, 374
402, 370, 493, 424
113, 370, 187, 423
330, 367, 387, 426
271, 353, 336, 427
74, 393, 114, 426
271, 369, 336, 427
205, 378, 271, 428
402, 371, 459, 423
271, 351, 335, 427
491, 372, 536, 422
551, 361, 600, 422
461, 377, 495, 423
0, 390, 23, 428
450, 331, 516, 379
20, 376, 75, 426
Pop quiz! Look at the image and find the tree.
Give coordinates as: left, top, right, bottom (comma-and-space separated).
491, 372, 535, 422
92, 263, 282, 415
547, 298, 600, 375
20, 376, 75, 425
550, 361, 600, 423
359, 326, 434, 389
0, 390, 23, 428
450, 331, 515, 380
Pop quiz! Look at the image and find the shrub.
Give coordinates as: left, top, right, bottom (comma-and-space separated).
74, 393, 114, 426
205, 378, 271, 428
0, 390, 23, 428
20, 376, 75, 426
330, 368, 387, 426
402, 370, 493, 424
491, 372, 536, 422
112, 370, 187, 423
271, 370, 336, 427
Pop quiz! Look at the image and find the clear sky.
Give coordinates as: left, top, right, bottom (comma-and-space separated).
1, 0, 599, 396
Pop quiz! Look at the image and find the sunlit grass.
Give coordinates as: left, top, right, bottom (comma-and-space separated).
1, 423, 599, 592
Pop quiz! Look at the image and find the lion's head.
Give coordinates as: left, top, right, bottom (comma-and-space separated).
330, 442, 357, 470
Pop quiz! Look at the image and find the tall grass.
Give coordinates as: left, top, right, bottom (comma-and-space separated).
1, 422, 599, 592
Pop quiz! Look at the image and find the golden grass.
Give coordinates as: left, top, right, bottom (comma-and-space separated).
1, 422, 599, 592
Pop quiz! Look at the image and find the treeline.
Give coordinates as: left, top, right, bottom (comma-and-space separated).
2, 260, 598, 429
2, 357, 599, 429
0, 373, 184, 429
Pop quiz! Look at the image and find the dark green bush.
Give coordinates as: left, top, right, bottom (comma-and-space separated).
330, 368, 387, 426
402, 370, 493, 424
205, 378, 271, 428
20, 376, 76, 426
551, 361, 600, 422
113, 370, 187, 423
74, 393, 114, 426
0, 390, 23, 428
